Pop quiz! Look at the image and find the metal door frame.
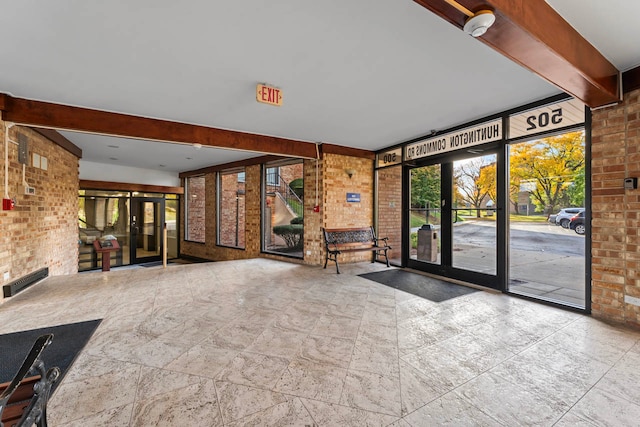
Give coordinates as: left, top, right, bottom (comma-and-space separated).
130, 197, 165, 264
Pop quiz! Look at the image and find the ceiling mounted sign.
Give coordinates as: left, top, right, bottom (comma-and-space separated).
509, 98, 585, 139
405, 119, 502, 160
256, 83, 282, 107
376, 147, 402, 168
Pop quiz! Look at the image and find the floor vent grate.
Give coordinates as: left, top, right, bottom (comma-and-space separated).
3, 267, 49, 297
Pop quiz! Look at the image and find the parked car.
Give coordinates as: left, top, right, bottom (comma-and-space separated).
548, 207, 585, 228
569, 211, 586, 235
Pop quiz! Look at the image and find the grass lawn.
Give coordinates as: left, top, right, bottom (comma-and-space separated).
410, 213, 426, 228
509, 214, 547, 222
456, 213, 547, 223
409, 211, 546, 227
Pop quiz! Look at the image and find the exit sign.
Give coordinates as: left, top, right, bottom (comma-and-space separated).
256, 83, 282, 106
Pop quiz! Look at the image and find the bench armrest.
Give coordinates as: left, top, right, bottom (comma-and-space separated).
374, 236, 389, 246
0, 334, 52, 405
0, 334, 60, 427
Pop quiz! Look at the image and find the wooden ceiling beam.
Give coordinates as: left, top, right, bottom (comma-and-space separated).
179, 155, 285, 178
31, 127, 83, 158
0, 94, 319, 159
413, 0, 621, 108
320, 143, 375, 160
80, 180, 184, 195
623, 65, 640, 94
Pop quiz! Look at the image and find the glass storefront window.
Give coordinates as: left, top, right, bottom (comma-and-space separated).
262, 161, 304, 258
217, 169, 246, 248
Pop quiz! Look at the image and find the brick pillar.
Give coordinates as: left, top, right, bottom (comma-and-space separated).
591, 88, 640, 328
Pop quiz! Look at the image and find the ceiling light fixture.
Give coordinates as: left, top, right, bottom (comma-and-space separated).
463, 10, 496, 37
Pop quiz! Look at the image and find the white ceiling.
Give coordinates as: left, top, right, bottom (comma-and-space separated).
1, 0, 639, 174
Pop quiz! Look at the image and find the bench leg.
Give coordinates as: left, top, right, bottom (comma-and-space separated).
375, 248, 390, 267
324, 250, 341, 273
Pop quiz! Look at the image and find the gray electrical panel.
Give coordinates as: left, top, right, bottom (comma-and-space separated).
18, 133, 28, 165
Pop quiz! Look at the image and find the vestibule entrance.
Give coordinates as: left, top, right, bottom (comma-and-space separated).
78, 190, 179, 271
376, 95, 589, 310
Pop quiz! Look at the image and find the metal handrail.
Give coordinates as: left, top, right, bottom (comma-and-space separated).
266, 171, 303, 217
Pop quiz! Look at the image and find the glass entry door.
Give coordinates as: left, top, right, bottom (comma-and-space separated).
130, 197, 165, 264
452, 156, 498, 276
407, 152, 500, 289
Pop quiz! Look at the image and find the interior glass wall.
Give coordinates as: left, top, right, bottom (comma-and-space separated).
78, 190, 180, 271
262, 160, 304, 258
78, 190, 130, 271
507, 130, 586, 307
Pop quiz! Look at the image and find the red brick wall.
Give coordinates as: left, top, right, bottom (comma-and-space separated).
185, 175, 205, 242
0, 123, 79, 301
278, 163, 303, 187
377, 165, 402, 262
181, 165, 262, 261
179, 156, 376, 268
322, 154, 375, 264
303, 159, 323, 265
218, 172, 245, 247
591, 87, 640, 328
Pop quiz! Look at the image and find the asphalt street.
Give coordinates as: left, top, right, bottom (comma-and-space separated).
454, 221, 585, 257
410, 219, 587, 305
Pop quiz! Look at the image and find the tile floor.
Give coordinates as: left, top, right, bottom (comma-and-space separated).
1, 259, 640, 426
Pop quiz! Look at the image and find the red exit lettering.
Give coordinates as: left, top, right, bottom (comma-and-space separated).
257, 84, 282, 106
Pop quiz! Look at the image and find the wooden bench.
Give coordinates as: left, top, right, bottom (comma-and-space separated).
0, 334, 60, 427
322, 226, 391, 274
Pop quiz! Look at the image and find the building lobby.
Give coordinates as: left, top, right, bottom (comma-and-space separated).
2, 1, 640, 426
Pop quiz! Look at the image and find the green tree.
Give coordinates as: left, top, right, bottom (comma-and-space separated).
410, 165, 440, 209
566, 166, 585, 207
510, 131, 585, 214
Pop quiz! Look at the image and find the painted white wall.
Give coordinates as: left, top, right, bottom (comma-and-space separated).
80, 160, 181, 187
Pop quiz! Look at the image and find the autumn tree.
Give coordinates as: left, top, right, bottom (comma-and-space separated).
510, 131, 585, 214
454, 158, 495, 218
476, 160, 531, 215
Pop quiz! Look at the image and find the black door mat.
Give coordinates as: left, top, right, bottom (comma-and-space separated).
359, 270, 478, 302
0, 319, 102, 393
